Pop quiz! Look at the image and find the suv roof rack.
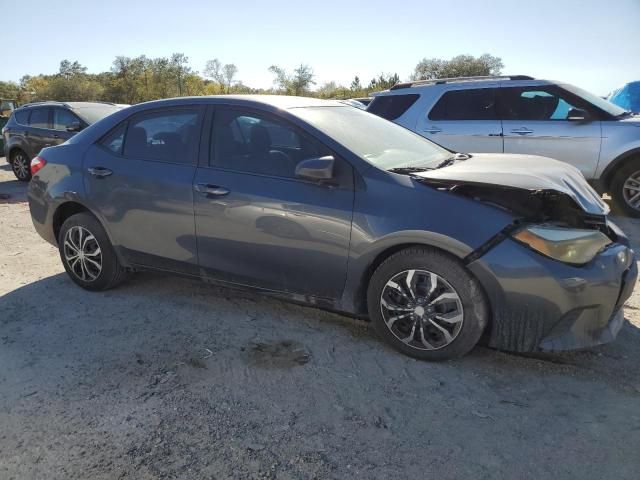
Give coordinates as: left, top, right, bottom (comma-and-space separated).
390, 75, 535, 90
21, 100, 70, 108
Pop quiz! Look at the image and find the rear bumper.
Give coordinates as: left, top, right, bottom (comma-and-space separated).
468, 234, 637, 353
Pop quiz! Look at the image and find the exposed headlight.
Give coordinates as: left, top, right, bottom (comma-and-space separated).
512, 225, 612, 265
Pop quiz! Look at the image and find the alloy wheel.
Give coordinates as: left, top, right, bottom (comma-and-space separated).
12, 152, 30, 179
622, 170, 640, 211
63, 226, 103, 282
380, 269, 464, 351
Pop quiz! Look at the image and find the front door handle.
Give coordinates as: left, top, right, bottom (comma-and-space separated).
424, 126, 442, 134
195, 183, 230, 197
87, 167, 113, 178
510, 127, 534, 135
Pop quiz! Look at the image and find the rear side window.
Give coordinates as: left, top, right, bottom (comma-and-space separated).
367, 94, 420, 120
428, 89, 497, 120
100, 122, 127, 154
14, 110, 30, 125
29, 108, 49, 128
123, 108, 200, 164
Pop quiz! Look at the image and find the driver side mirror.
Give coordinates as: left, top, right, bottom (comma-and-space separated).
567, 108, 590, 122
66, 121, 82, 132
295, 156, 335, 183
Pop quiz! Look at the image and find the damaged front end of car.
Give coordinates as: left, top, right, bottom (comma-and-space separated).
412, 155, 637, 352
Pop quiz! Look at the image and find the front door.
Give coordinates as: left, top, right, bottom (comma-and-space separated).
83, 106, 203, 273
193, 106, 354, 299
416, 85, 503, 153
51, 107, 82, 145
500, 85, 602, 178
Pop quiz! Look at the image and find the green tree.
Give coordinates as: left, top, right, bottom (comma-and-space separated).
268, 64, 315, 95
411, 54, 503, 80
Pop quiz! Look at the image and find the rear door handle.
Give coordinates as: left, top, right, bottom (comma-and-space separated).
510, 127, 534, 135
424, 126, 442, 134
87, 167, 113, 178
195, 184, 230, 197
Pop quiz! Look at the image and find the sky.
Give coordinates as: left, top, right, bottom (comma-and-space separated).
3, 0, 639, 96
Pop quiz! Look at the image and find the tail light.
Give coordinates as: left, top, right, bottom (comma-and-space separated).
30, 156, 47, 176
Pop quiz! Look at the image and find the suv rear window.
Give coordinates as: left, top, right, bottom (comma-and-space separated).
13, 110, 29, 125
428, 88, 497, 120
367, 94, 420, 120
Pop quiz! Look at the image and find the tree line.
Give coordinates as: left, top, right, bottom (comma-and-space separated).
0, 54, 503, 105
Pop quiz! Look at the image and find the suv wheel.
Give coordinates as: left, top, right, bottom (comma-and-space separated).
610, 157, 640, 218
58, 213, 128, 291
10, 149, 31, 181
367, 247, 488, 361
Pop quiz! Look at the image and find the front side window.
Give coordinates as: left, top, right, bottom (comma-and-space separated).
29, 108, 49, 128
53, 108, 80, 130
211, 108, 328, 178
428, 88, 497, 120
123, 108, 200, 163
368, 94, 420, 120
500, 86, 589, 121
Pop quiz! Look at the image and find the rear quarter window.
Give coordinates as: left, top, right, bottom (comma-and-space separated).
13, 110, 30, 125
367, 94, 420, 120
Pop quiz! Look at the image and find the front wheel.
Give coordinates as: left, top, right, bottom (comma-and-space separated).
58, 213, 128, 291
367, 247, 488, 361
610, 157, 640, 218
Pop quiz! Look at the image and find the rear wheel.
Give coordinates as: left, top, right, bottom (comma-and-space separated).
367, 247, 488, 361
10, 149, 31, 181
610, 157, 640, 218
58, 213, 127, 291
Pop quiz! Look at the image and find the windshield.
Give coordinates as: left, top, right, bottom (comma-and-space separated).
73, 105, 122, 124
608, 82, 640, 113
292, 106, 450, 170
560, 83, 628, 116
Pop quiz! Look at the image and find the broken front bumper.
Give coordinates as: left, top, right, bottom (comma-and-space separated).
467, 233, 637, 353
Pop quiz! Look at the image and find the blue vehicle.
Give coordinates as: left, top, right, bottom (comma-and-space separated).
608, 81, 640, 113
26, 95, 637, 360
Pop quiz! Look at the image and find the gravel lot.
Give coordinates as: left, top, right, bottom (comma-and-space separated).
2, 156, 640, 479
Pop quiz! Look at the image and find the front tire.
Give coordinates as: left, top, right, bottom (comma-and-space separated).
610, 157, 640, 218
10, 149, 31, 181
367, 247, 488, 361
58, 213, 127, 291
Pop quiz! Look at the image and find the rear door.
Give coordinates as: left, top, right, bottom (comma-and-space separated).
193, 106, 354, 299
500, 85, 602, 178
416, 86, 503, 153
52, 107, 82, 145
83, 106, 203, 273
25, 107, 52, 157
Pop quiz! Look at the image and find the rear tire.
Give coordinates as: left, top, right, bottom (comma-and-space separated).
58, 213, 127, 291
610, 157, 640, 218
10, 149, 31, 181
367, 247, 488, 361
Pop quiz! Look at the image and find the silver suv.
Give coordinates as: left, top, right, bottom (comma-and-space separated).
368, 75, 640, 216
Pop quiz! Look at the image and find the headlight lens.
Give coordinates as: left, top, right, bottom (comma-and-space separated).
513, 225, 612, 265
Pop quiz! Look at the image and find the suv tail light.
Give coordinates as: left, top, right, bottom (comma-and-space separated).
30, 156, 47, 176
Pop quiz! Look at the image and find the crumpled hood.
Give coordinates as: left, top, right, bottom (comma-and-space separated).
413, 153, 609, 215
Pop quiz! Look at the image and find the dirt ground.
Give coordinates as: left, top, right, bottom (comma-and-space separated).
1, 156, 640, 480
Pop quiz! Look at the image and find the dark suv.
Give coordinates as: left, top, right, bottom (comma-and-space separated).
2, 101, 123, 181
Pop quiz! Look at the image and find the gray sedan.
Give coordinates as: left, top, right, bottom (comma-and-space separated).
27, 95, 636, 360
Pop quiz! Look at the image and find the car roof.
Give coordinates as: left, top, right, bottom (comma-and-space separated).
16, 101, 119, 110
130, 95, 345, 110
372, 76, 558, 96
